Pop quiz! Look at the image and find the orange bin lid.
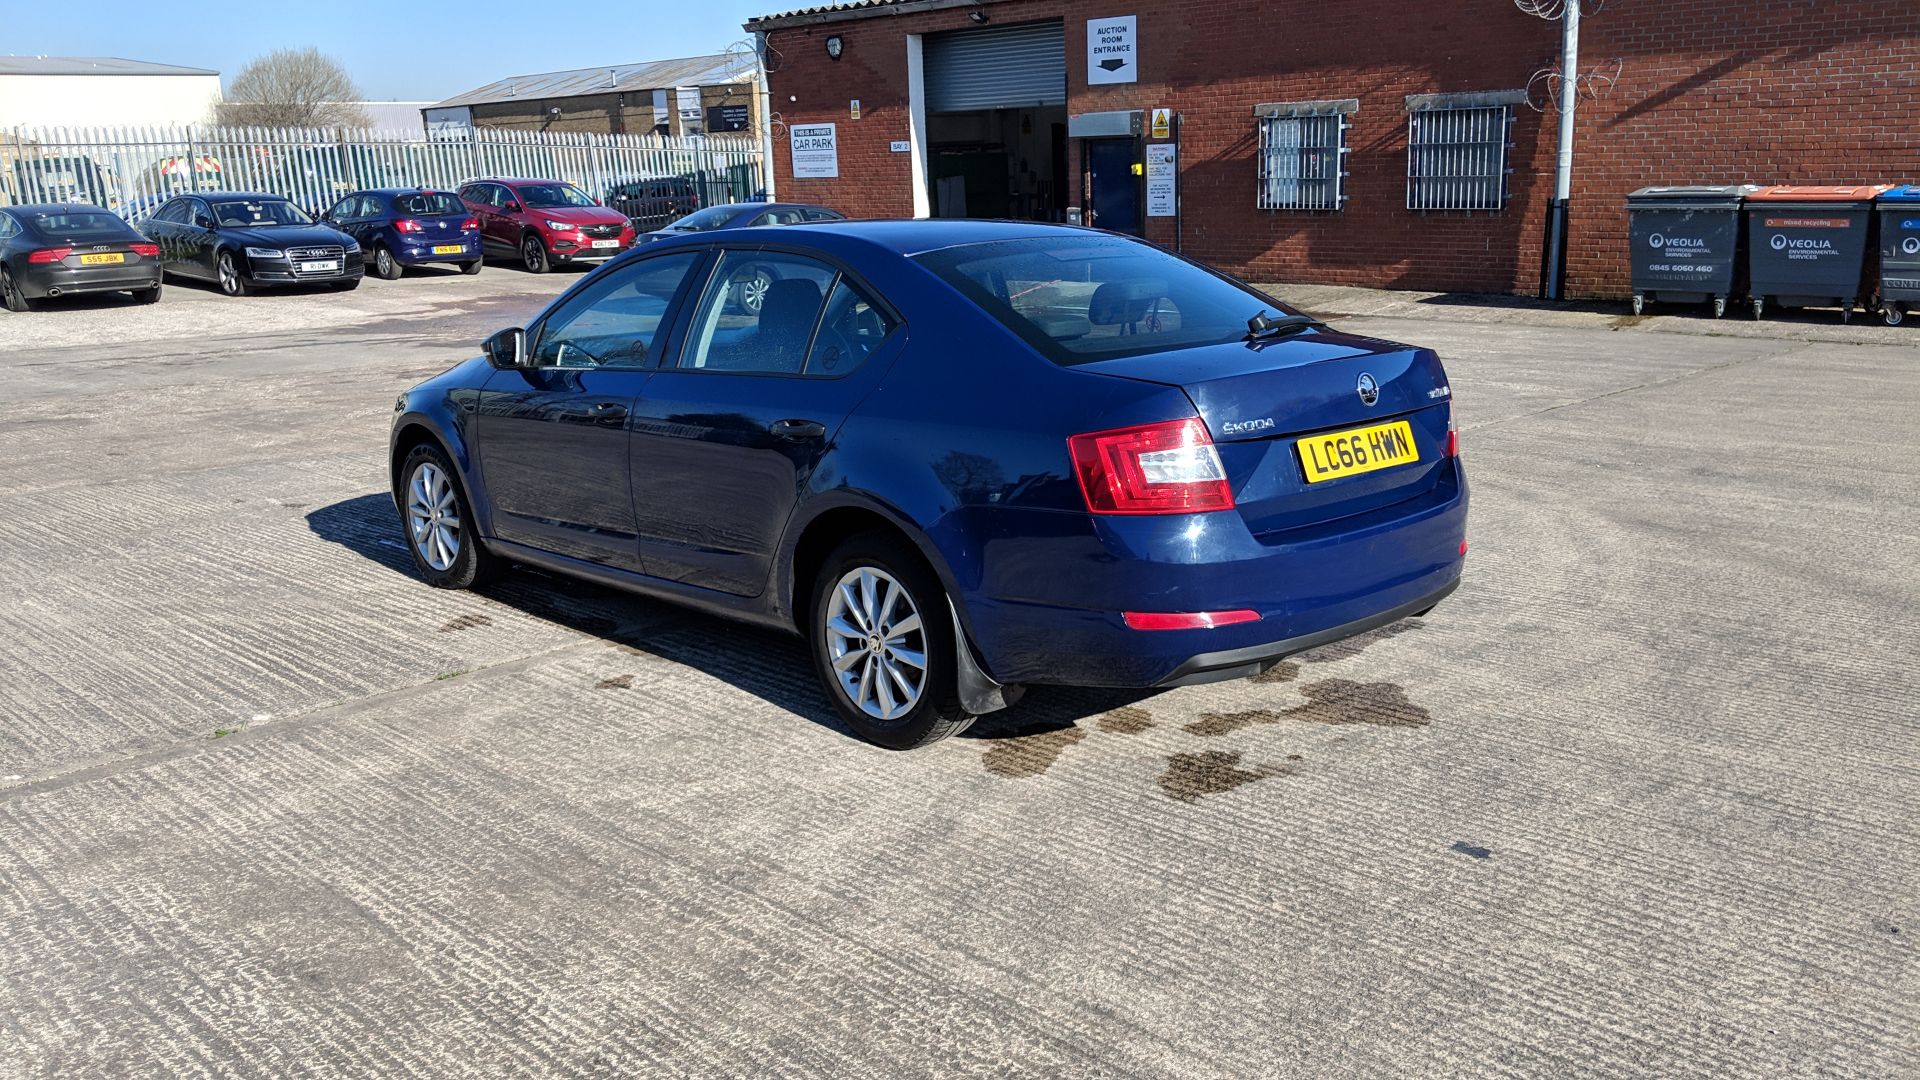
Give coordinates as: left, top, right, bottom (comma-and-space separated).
1747, 184, 1893, 202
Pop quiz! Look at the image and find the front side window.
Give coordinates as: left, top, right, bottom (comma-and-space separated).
0, 213, 15, 239
516, 183, 596, 210
530, 252, 700, 369
916, 234, 1300, 366
680, 251, 851, 376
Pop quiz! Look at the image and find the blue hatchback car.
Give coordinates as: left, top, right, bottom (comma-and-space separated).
320, 188, 482, 279
389, 221, 1467, 749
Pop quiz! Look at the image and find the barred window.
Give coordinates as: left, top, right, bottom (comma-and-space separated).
1406, 104, 1513, 212
1257, 105, 1349, 211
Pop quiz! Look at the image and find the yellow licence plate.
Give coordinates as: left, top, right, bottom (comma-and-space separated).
79, 252, 125, 265
431, 244, 463, 255
1297, 420, 1420, 484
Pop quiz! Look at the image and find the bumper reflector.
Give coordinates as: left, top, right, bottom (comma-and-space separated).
1123, 610, 1261, 631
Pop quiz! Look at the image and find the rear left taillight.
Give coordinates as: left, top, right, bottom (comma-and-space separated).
1444, 418, 1459, 458
461, 217, 479, 231
27, 247, 71, 264
131, 243, 160, 258
1069, 417, 1234, 515
394, 218, 425, 233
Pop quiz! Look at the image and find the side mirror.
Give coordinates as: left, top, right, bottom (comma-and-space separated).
484, 327, 528, 369
503, 202, 521, 213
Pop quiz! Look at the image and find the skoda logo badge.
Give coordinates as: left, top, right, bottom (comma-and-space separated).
1357, 373, 1380, 406
1771, 234, 1788, 251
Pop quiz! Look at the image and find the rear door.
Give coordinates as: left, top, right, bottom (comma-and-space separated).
627, 246, 905, 595
477, 250, 705, 570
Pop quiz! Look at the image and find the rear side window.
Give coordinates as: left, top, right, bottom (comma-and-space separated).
915, 235, 1299, 366
681, 251, 841, 375
394, 192, 464, 216
807, 280, 897, 375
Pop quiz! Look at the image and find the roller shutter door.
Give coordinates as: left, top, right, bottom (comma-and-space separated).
925, 21, 1065, 113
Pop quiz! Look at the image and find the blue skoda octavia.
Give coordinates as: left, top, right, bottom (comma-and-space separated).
389, 221, 1467, 749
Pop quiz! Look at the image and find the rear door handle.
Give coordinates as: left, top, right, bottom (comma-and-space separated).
588, 401, 628, 419
768, 418, 827, 441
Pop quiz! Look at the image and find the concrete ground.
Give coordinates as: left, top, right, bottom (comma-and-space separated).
1, 265, 1915, 1078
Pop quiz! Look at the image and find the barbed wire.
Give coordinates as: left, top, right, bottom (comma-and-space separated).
1525, 57, 1624, 112
1514, 0, 1606, 20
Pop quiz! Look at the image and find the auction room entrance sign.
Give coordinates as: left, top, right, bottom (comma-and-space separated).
791, 123, 839, 179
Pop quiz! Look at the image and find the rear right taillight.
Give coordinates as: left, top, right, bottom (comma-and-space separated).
130, 243, 160, 258
461, 217, 479, 231
1069, 417, 1235, 515
394, 218, 425, 233
27, 247, 71, 263
1444, 419, 1459, 458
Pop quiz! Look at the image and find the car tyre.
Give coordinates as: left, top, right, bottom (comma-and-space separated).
217, 251, 250, 297
810, 532, 974, 750
733, 266, 774, 314
398, 442, 498, 590
521, 233, 550, 274
372, 245, 403, 280
0, 267, 35, 312
460, 259, 483, 276
135, 281, 162, 305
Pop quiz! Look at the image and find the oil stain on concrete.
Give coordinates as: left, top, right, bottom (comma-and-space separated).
982, 725, 1088, 779
1159, 751, 1292, 802
439, 613, 493, 633
1452, 841, 1493, 860
1186, 679, 1433, 737
595, 674, 634, 690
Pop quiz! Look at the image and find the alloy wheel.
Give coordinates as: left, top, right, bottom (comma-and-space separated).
739, 271, 771, 314
376, 247, 396, 278
523, 236, 547, 273
407, 461, 461, 572
824, 566, 928, 721
218, 255, 240, 295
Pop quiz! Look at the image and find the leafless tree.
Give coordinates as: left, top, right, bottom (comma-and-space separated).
214, 48, 372, 129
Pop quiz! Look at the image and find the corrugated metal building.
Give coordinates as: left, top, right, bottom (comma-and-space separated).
0, 57, 223, 129
424, 53, 761, 139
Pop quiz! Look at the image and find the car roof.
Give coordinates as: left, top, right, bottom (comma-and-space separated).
776, 218, 1110, 255
465, 177, 570, 187
4, 203, 123, 215
355, 187, 456, 198
186, 191, 288, 202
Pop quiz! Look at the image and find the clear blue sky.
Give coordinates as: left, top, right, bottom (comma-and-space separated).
0, 0, 782, 100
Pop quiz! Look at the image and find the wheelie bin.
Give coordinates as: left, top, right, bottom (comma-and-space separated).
1626, 185, 1758, 317
1874, 186, 1920, 326
1743, 185, 1889, 322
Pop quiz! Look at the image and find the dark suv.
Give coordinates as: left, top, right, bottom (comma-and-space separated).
605, 176, 700, 233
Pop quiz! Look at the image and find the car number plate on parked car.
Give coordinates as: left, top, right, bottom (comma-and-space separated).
1297, 420, 1420, 484
590, 239, 619, 249
79, 253, 124, 265
431, 244, 463, 255
300, 260, 340, 273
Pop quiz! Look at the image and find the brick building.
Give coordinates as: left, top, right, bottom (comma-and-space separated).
424, 53, 761, 140
745, 0, 1920, 298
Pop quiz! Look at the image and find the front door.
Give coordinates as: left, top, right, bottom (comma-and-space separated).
477, 250, 705, 570
1086, 138, 1142, 236
629, 247, 904, 596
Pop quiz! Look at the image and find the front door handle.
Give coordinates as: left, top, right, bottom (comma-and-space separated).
587, 401, 628, 419
768, 418, 827, 441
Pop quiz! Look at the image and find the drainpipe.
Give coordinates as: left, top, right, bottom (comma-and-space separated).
755, 31, 777, 201
1542, 0, 1579, 300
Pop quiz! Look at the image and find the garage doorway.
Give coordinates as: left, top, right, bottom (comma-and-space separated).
922, 20, 1067, 221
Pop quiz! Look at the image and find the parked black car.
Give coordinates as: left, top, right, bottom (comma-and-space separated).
604, 175, 700, 233
140, 192, 364, 297
643, 202, 845, 243
0, 203, 163, 312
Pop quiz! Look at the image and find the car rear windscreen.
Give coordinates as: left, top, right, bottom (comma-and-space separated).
24, 211, 126, 239
393, 192, 465, 217
914, 235, 1302, 365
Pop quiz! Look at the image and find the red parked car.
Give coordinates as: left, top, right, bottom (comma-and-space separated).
456, 177, 635, 274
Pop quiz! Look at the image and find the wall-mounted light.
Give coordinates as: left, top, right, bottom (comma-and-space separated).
825, 36, 844, 60
968, 9, 989, 23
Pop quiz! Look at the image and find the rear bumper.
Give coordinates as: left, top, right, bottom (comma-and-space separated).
955, 459, 1469, 688
395, 236, 482, 264
19, 262, 162, 297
